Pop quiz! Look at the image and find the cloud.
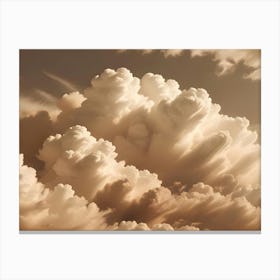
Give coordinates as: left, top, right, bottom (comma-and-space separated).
190, 49, 261, 80
57, 91, 86, 112
34, 89, 58, 104
110, 221, 150, 231
19, 154, 48, 211
20, 95, 60, 120
167, 184, 260, 230
37, 125, 161, 201
160, 49, 184, 58
142, 49, 154, 55
118, 49, 261, 80
120, 185, 260, 230
139, 72, 181, 104
20, 153, 260, 230
19, 155, 204, 230
43, 71, 78, 92
20, 91, 86, 169
118, 49, 185, 58
20, 67, 261, 230
20, 154, 109, 230
110, 221, 199, 231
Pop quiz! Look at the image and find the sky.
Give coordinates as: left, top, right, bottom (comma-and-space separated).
20, 49, 260, 125
19, 49, 261, 231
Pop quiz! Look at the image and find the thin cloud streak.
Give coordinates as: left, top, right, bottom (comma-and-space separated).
43, 71, 78, 92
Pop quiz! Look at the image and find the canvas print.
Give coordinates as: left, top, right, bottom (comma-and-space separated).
19, 49, 261, 231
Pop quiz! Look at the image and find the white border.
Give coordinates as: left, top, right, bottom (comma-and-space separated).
1, 0, 279, 279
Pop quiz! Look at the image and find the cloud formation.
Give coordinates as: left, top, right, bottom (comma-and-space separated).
20, 67, 261, 231
140, 49, 184, 57
38, 125, 161, 201
20, 94, 60, 120
20, 154, 108, 230
190, 49, 261, 80
118, 49, 184, 57
118, 49, 260, 80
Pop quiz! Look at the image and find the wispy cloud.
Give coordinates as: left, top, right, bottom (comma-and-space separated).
43, 71, 78, 91
190, 49, 261, 80
20, 96, 60, 120
118, 49, 261, 80
34, 89, 58, 104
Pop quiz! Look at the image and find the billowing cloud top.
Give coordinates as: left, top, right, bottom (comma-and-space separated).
20, 67, 261, 231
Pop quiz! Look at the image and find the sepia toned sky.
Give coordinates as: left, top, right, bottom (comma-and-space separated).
20, 49, 260, 125
19, 50, 261, 231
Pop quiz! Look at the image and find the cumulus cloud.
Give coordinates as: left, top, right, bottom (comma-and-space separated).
57, 91, 86, 112
20, 152, 260, 230
37, 125, 161, 201
110, 221, 150, 231
20, 155, 108, 230
190, 49, 261, 80
110, 221, 198, 231
20, 67, 261, 231
20, 154, 204, 231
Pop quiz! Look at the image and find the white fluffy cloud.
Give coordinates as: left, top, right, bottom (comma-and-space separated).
20, 152, 260, 230
55, 68, 259, 189
20, 155, 108, 230
38, 125, 161, 201
20, 67, 261, 231
57, 91, 86, 112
